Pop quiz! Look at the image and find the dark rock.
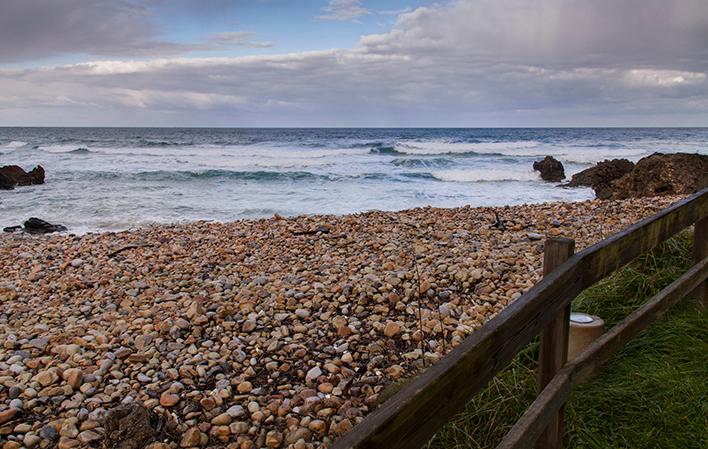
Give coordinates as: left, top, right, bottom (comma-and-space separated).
569, 159, 635, 199
41, 425, 59, 441
104, 403, 158, 449
23, 218, 68, 234
0, 165, 45, 189
3, 225, 22, 233
533, 156, 565, 182
609, 152, 708, 199
0, 170, 15, 190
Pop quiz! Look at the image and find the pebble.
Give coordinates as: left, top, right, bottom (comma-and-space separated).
0, 196, 680, 448
180, 427, 203, 447
0, 408, 17, 425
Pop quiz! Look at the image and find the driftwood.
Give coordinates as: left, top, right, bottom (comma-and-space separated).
108, 244, 155, 258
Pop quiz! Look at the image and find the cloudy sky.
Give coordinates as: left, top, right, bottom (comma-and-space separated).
1, 0, 707, 127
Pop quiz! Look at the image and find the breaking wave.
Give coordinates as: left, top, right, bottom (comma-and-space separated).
430, 169, 541, 182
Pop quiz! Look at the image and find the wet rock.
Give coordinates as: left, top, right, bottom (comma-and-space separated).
0, 165, 45, 189
569, 158, 635, 199
609, 152, 708, 199
533, 156, 565, 182
21, 218, 68, 234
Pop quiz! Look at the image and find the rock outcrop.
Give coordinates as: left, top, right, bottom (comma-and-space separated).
533, 156, 565, 182
569, 159, 635, 199
0, 165, 45, 190
608, 152, 708, 199
3, 218, 68, 234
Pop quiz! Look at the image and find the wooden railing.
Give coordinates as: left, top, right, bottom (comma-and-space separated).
333, 187, 708, 449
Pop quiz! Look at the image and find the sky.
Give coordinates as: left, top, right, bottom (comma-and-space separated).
0, 0, 707, 127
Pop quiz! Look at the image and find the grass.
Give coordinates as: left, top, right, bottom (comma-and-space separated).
426, 232, 708, 449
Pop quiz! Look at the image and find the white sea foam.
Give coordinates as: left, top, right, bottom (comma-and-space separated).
431, 168, 541, 182
394, 140, 543, 155
1, 141, 28, 150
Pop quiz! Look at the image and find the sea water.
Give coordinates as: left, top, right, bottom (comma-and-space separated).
1, 127, 707, 233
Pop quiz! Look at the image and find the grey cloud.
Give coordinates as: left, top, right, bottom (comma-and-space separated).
359, 0, 708, 71
1, 0, 707, 126
209, 32, 274, 49
0, 0, 202, 62
316, 0, 371, 22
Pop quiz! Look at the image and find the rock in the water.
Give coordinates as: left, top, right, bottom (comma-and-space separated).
103, 403, 158, 449
533, 156, 565, 182
0, 170, 15, 190
609, 152, 708, 199
569, 159, 635, 199
23, 218, 68, 234
0, 165, 45, 189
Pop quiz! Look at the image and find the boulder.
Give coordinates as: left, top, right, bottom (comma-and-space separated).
22, 218, 67, 234
0, 170, 15, 190
0, 165, 45, 189
533, 156, 565, 182
609, 152, 708, 199
569, 159, 635, 199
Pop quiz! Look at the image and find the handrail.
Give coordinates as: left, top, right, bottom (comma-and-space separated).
497, 255, 708, 449
333, 188, 708, 449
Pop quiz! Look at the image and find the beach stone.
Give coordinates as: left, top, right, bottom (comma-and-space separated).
265, 430, 283, 448
23, 434, 41, 447
305, 366, 322, 384
211, 413, 232, 426
226, 405, 245, 418
0, 408, 17, 425
60, 421, 79, 438
62, 368, 83, 390
57, 438, 80, 449
237, 381, 253, 394
41, 425, 59, 441
78, 430, 102, 444
180, 427, 203, 447
36, 370, 59, 387
160, 392, 180, 407
383, 321, 401, 337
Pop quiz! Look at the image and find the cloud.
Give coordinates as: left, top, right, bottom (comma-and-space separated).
0, 0, 204, 62
208, 32, 274, 49
1, 0, 707, 126
316, 0, 371, 22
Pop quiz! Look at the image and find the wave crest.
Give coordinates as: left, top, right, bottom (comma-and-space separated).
431, 169, 541, 182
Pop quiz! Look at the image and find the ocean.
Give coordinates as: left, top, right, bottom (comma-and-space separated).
1, 127, 707, 233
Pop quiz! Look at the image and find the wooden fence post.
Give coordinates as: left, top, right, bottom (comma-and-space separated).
536, 237, 575, 449
693, 216, 707, 306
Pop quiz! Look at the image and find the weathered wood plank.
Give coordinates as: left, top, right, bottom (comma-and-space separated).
333, 188, 708, 449
691, 216, 707, 305
497, 255, 708, 449
580, 188, 708, 288
536, 238, 575, 449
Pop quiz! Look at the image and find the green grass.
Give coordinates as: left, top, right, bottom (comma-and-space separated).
426, 232, 708, 449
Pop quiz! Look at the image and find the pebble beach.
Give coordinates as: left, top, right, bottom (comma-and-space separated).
0, 196, 683, 449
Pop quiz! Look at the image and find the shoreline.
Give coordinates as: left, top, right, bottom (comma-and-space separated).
0, 196, 684, 448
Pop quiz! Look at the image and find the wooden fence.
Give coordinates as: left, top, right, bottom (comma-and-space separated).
333, 187, 708, 449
